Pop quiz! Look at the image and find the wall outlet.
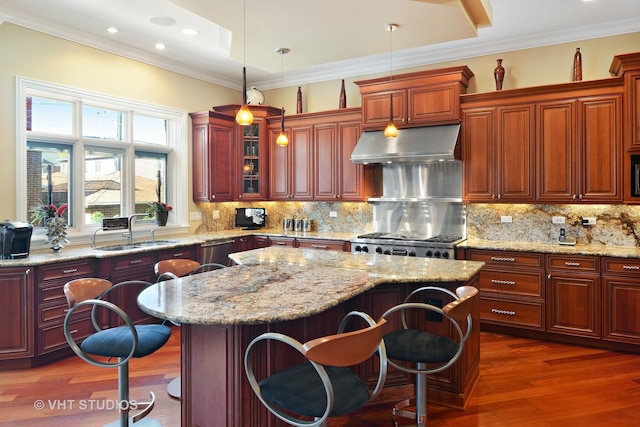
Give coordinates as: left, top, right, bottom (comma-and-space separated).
552, 216, 565, 224
501, 215, 512, 223
212, 210, 220, 219
582, 217, 597, 226
189, 211, 202, 221
329, 211, 338, 218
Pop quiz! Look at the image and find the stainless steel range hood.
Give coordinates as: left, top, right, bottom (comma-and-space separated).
350, 124, 460, 164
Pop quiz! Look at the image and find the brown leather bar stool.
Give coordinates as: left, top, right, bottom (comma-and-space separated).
63, 278, 171, 427
379, 285, 478, 427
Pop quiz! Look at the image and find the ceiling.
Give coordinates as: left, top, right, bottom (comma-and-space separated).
1, 0, 639, 90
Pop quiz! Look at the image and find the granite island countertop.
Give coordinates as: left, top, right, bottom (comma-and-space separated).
137, 246, 485, 326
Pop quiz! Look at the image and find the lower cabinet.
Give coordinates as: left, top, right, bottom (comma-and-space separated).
0, 267, 33, 360
267, 236, 350, 251
546, 254, 600, 339
602, 257, 640, 344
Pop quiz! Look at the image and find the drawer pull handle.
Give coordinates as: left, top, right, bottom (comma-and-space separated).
564, 262, 581, 267
172, 253, 184, 257
276, 242, 287, 245
622, 265, 640, 270
311, 245, 328, 249
63, 268, 78, 274
490, 257, 515, 262
130, 259, 143, 264
491, 279, 516, 285
491, 308, 516, 316
70, 329, 78, 334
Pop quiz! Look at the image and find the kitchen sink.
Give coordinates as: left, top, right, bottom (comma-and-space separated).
94, 240, 177, 251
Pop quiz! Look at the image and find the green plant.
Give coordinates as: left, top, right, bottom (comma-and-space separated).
145, 201, 173, 216
30, 203, 68, 225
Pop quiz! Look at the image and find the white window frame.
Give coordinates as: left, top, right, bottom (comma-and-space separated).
16, 76, 190, 244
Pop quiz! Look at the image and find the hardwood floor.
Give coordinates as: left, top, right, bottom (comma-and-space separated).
2, 327, 640, 426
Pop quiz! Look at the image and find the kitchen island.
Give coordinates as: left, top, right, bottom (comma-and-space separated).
137, 247, 484, 426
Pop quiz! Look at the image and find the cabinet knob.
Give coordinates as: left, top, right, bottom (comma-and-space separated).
211, 194, 216, 199
548, 274, 552, 279
572, 194, 577, 200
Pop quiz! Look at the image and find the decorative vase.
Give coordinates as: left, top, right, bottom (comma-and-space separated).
494, 59, 505, 91
156, 211, 169, 226
44, 217, 69, 253
296, 87, 303, 114
573, 48, 582, 81
339, 79, 347, 108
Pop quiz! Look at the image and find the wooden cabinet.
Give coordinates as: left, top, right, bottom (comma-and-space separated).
267, 236, 296, 247
536, 93, 623, 203
268, 108, 377, 202
546, 254, 600, 339
466, 249, 545, 331
0, 267, 33, 360
296, 238, 349, 252
35, 259, 97, 355
355, 66, 473, 130
189, 111, 236, 202
232, 236, 252, 252
461, 103, 535, 202
602, 257, 640, 344
268, 122, 313, 200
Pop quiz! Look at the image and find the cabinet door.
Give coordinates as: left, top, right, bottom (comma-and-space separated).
269, 127, 291, 200
579, 95, 622, 202
237, 121, 269, 200
337, 120, 366, 201
408, 84, 458, 125
497, 104, 536, 201
462, 108, 494, 201
314, 123, 338, 200
361, 90, 405, 130
546, 273, 600, 338
536, 100, 576, 202
603, 276, 640, 344
191, 122, 210, 202
291, 125, 314, 200
0, 268, 33, 358
626, 71, 640, 149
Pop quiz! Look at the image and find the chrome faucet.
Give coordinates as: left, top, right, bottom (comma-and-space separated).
91, 227, 105, 248
127, 214, 150, 244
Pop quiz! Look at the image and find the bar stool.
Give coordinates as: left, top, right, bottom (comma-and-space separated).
244, 311, 389, 427
63, 278, 172, 427
380, 285, 478, 427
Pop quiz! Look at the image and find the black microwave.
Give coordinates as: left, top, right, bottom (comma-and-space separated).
632, 155, 640, 197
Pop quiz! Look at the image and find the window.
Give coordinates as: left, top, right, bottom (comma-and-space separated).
17, 77, 188, 237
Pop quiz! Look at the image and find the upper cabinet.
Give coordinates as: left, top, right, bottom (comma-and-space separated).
267, 108, 378, 202
189, 111, 235, 202
355, 66, 474, 130
461, 78, 624, 204
213, 105, 282, 201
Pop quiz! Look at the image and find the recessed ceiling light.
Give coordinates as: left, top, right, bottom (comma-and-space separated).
149, 15, 177, 26
183, 28, 199, 36
155, 43, 166, 50
107, 27, 118, 34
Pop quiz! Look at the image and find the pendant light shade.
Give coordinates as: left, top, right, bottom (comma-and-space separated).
276, 47, 290, 147
236, 0, 253, 126
384, 23, 398, 139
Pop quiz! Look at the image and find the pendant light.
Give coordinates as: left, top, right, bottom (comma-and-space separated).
384, 23, 398, 138
276, 48, 290, 147
235, 0, 253, 126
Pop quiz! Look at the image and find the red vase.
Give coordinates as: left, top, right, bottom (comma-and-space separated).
494, 59, 505, 91
339, 79, 347, 108
296, 87, 303, 114
573, 48, 582, 81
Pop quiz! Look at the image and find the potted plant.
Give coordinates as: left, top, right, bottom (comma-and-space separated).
145, 201, 173, 226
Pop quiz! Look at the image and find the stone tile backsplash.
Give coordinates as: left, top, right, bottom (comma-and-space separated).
196, 202, 640, 248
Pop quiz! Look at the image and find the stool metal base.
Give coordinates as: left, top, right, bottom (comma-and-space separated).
392, 397, 427, 427
104, 417, 162, 427
167, 376, 181, 399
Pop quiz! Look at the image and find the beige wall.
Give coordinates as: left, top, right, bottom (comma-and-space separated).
1, 21, 639, 224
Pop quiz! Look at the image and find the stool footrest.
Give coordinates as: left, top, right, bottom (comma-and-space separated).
131, 391, 156, 423
392, 397, 426, 426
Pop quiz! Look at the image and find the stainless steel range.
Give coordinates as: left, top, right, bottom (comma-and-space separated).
352, 233, 464, 259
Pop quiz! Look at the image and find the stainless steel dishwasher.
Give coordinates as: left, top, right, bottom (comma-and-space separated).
200, 239, 234, 266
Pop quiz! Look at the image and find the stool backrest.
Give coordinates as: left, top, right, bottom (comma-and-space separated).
63, 278, 113, 308
443, 286, 478, 324
303, 318, 389, 367
155, 259, 201, 279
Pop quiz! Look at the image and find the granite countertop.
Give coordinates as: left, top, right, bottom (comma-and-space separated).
136, 246, 485, 326
459, 238, 640, 258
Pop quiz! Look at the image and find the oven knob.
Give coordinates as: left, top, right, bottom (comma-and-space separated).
361, 246, 369, 253
375, 247, 383, 254
408, 251, 416, 257
442, 251, 450, 259
383, 249, 391, 255
434, 251, 442, 258
425, 249, 433, 257
354, 245, 361, 252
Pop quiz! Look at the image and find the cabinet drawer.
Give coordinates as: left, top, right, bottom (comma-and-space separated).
297, 239, 347, 251
269, 237, 295, 247
38, 302, 90, 326
157, 245, 197, 261
112, 253, 156, 270
602, 257, 640, 276
38, 318, 95, 355
37, 260, 95, 282
467, 250, 543, 268
478, 269, 544, 298
546, 254, 599, 272
480, 297, 544, 330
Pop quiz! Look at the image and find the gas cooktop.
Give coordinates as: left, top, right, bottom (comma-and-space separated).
355, 233, 463, 244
